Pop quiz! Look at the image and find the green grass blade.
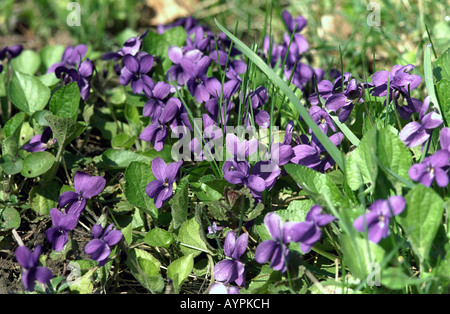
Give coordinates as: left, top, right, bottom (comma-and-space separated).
424, 43, 446, 126
214, 19, 346, 171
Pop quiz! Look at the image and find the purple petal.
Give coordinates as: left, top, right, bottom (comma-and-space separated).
35, 266, 53, 284
74, 172, 106, 199
139, 54, 154, 73
254, 240, 277, 264
58, 191, 79, 208
232, 233, 248, 260
151, 157, 168, 180
123, 54, 139, 73
103, 229, 123, 247
264, 212, 283, 241
214, 259, 235, 283
85, 239, 111, 262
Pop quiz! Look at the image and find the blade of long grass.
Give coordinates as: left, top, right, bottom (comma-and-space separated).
424, 43, 447, 126
215, 19, 346, 171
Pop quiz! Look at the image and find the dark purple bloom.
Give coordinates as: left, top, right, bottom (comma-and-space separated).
22, 127, 56, 152
243, 86, 270, 129
119, 52, 154, 95
180, 54, 212, 103
282, 10, 307, 34
296, 205, 336, 253
408, 150, 450, 187
140, 97, 181, 151
204, 77, 239, 124
85, 223, 122, 266
54, 58, 94, 101
354, 196, 406, 243
291, 132, 343, 173
222, 159, 266, 199
142, 81, 172, 120
214, 231, 248, 286
45, 208, 78, 252
324, 74, 365, 123
309, 105, 336, 135
284, 62, 314, 90
399, 96, 443, 148
145, 157, 183, 208
254, 212, 312, 273
167, 48, 203, 86
47, 44, 87, 73
0, 45, 23, 60
58, 171, 106, 218
102, 31, 148, 61
370, 64, 422, 119
15, 245, 53, 292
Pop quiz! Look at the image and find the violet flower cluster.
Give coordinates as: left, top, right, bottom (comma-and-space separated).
48, 44, 94, 101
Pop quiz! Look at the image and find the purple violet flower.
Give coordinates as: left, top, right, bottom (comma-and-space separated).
139, 97, 181, 151
180, 54, 212, 103
22, 127, 56, 153
0, 45, 23, 60
408, 150, 450, 187
399, 96, 443, 148
58, 171, 107, 218
354, 196, 406, 243
145, 157, 183, 208
85, 223, 122, 266
47, 44, 88, 74
15, 245, 53, 292
119, 52, 155, 95
214, 231, 248, 286
142, 81, 172, 121
254, 212, 312, 273
370, 64, 422, 119
297, 205, 336, 253
222, 159, 266, 200
45, 208, 78, 252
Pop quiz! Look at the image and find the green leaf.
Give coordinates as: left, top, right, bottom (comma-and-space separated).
436, 79, 450, 127
123, 161, 157, 217
29, 181, 60, 216
340, 234, 385, 281
3, 112, 25, 138
9, 71, 51, 116
424, 44, 445, 125
111, 133, 137, 149
284, 163, 349, 211
433, 47, 450, 82
0, 154, 23, 175
49, 82, 81, 120
178, 218, 209, 258
397, 184, 444, 266
98, 148, 149, 170
142, 27, 187, 73
68, 268, 95, 294
144, 228, 175, 248
215, 19, 345, 171
345, 126, 412, 192
10, 50, 41, 75
169, 175, 190, 230
40, 45, 65, 72
45, 115, 87, 151
380, 267, 428, 290
167, 253, 194, 293
125, 248, 164, 293
0, 207, 21, 230
21, 151, 56, 178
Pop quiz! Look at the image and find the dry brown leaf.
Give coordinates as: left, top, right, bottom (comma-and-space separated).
145, 0, 199, 25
